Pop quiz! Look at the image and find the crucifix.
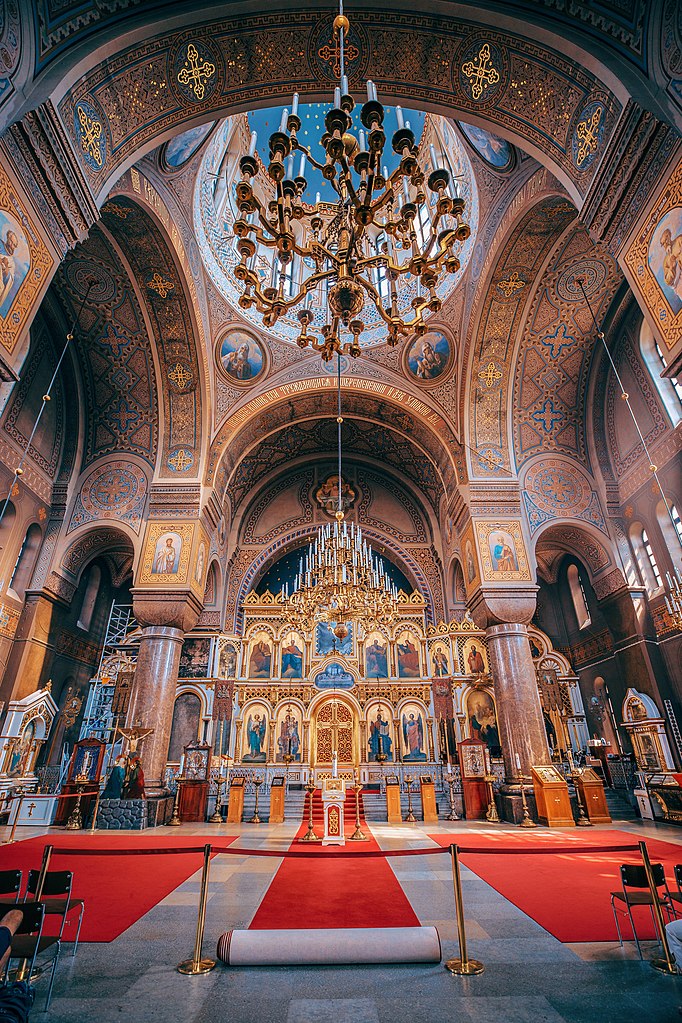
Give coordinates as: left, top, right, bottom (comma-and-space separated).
26, 802, 36, 818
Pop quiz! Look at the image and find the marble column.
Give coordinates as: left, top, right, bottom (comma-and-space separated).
485, 622, 551, 782
126, 625, 184, 795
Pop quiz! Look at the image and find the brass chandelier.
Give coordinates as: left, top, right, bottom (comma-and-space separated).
281, 356, 400, 633
233, 2, 470, 360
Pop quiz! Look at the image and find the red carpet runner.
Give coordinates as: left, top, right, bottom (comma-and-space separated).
429, 829, 682, 942
0, 833, 238, 942
249, 790, 419, 930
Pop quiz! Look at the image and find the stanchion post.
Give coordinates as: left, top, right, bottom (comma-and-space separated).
177, 844, 216, 975
16, 843, 53, 982
445, 844, 484, 976
89, 790, 102, 834
3, 793, 23, 845
639, 840, 677, 974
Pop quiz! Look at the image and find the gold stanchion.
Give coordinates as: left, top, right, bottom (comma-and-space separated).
444, 844, 484, 976
348, 773, 368, 842
484, 773, 501, 823
168, 776, 183, 826
249, 776, 263, 824
16, 844, 53, 982
300, 779, 320, 842
639, 840, 677, 974
177, 844, 216, 975
518, 775, 537, 829
89, 790, 102, 833
210, 773, 225, 824
3, 792, 24, 845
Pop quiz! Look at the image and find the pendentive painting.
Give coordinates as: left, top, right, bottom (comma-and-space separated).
0, 209, 30, 319
401, 703, 427, 761
248, 631, 272, 678
458, 122, 513, 171
151, 531, 182, 575
647, 206, 682, 316
216, 328, 265, 384
405, 330, 451, 382
242, 703, 269, 762
364, 631, 389, 678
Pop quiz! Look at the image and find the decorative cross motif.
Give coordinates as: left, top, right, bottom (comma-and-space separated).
575, 106, 603, 167
147, 272, 175, 298
101, 202, 129, 220
318, 38, 359, 79
27, 802, 36, 818
478, 448, 503, 471
478, 361, 503, 388
168, 448, 194, 472
531, 399, 564, 432
177, 43, 216, 100
168, 363, 192, 389
110, 398, 139, 433
76, 104, 104, 166
0, 606, 11, 631
497, 271, 525, 298
461, 44, 500, 101
38, 507, 46, 522
540, 323, 576, 359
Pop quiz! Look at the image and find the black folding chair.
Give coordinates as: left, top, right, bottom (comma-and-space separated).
610, 862, 675, 958
0, 872, 22, 904
0, 900, 61, 1009
25, 869, 84, 957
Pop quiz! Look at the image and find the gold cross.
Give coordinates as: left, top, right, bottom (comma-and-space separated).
497, 271, 525, 298
101, 202, 129, 220
575, 106, 602, 167
168, 449, 193, 472
318, 39, 360, 79
147, 272, 175, 298
461, 44, 500, 101
27, 802, 36, 818
76, 105, 104, 166
168, 363, 192, 389
177, 43, 216, 100
478, 361, 503, 388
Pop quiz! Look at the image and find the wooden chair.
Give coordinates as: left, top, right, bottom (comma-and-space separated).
610, 862, 675, 958
0, 900, 61, 1009
0, 871, 22, 904
25, 869, 84, 957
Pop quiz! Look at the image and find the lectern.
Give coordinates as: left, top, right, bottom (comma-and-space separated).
574, 768, 611, 824
321, 777, 346, 845
419, 775, 438, 822
226, 776, 245, 822
457, 738, 488, 820
385, 776, 402, 823
531, 765, 574, 827
269, 776, 285, 823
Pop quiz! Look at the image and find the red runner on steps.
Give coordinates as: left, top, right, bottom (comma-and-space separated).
0, 833, 238, 942
249, 790, 419, 930
428, 829, 682, 943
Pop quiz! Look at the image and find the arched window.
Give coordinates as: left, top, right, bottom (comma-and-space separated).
77, 564, 101, 631
630, 522, 662, 594
567, 564, 591, 629
0, 501, 17, 589
642, 529, 662, 588
640, 319, 682, 424
655, 499, 682, 568
8, 523, 42, 601
672, 504, 682, 547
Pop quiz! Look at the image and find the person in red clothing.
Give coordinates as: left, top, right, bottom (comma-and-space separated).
122, 753, 145, 799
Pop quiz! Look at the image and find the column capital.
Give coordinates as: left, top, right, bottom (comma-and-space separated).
468, 586, 538, 628
131, 588, 203, 632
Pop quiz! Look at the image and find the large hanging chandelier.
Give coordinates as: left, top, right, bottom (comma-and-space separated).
233, 2, 470, 361
281, 356, 400, 633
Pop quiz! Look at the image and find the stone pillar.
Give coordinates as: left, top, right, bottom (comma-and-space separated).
485, 622, 551, 781
126, 625, 184, 795
0, 592, 63, 705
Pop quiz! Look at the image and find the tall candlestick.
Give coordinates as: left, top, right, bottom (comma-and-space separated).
291, 92, 299, 117
279, 108, 289, 132
396, 106, 404, 129
248, 130, 257, 157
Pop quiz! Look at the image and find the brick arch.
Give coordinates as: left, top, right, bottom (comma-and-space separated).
60, 524, 135, 584
533, 520, 620, 587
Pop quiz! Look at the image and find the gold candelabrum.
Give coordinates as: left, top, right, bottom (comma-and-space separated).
210, 769, 226, 825
168, 772, 184, 826
65, 773, 90, 831
403, 773, 417, 823
348, 770, 368, 841
301, 778, 321, 842
444, 767, 459, 822
518, 773, 537, 829
484, 772, 501, 823
665, 569, 682, 628
283, 518, 400, 629
233, 8, 469, 361
249, 776, 263, 824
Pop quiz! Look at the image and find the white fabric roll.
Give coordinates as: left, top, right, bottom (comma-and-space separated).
217, 926, 441, 966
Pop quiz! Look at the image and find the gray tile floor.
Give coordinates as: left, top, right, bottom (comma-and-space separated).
6, 818, 681, 1022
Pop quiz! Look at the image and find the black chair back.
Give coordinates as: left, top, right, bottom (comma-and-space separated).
675, 864, 682, 891
621, 863, 665, 889
0, 901, 43, 935
26, 870, 73, 899
0, 870, 21, 898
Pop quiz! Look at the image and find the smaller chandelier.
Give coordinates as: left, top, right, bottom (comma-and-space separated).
282, 518, 400, 632
233, 3, 469, 360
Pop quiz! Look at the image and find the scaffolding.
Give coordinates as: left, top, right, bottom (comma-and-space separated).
79, 602, 139, 743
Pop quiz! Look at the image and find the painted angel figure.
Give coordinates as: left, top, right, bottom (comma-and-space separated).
402, 712, 426, 761
246, 714, 267, 758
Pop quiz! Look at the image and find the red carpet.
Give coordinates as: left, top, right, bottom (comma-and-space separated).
0, 833, 238, 942
428, 829, 682, 942
250, 791, 419, 929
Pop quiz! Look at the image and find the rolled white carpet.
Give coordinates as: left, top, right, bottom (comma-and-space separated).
217, 926, 441, 966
